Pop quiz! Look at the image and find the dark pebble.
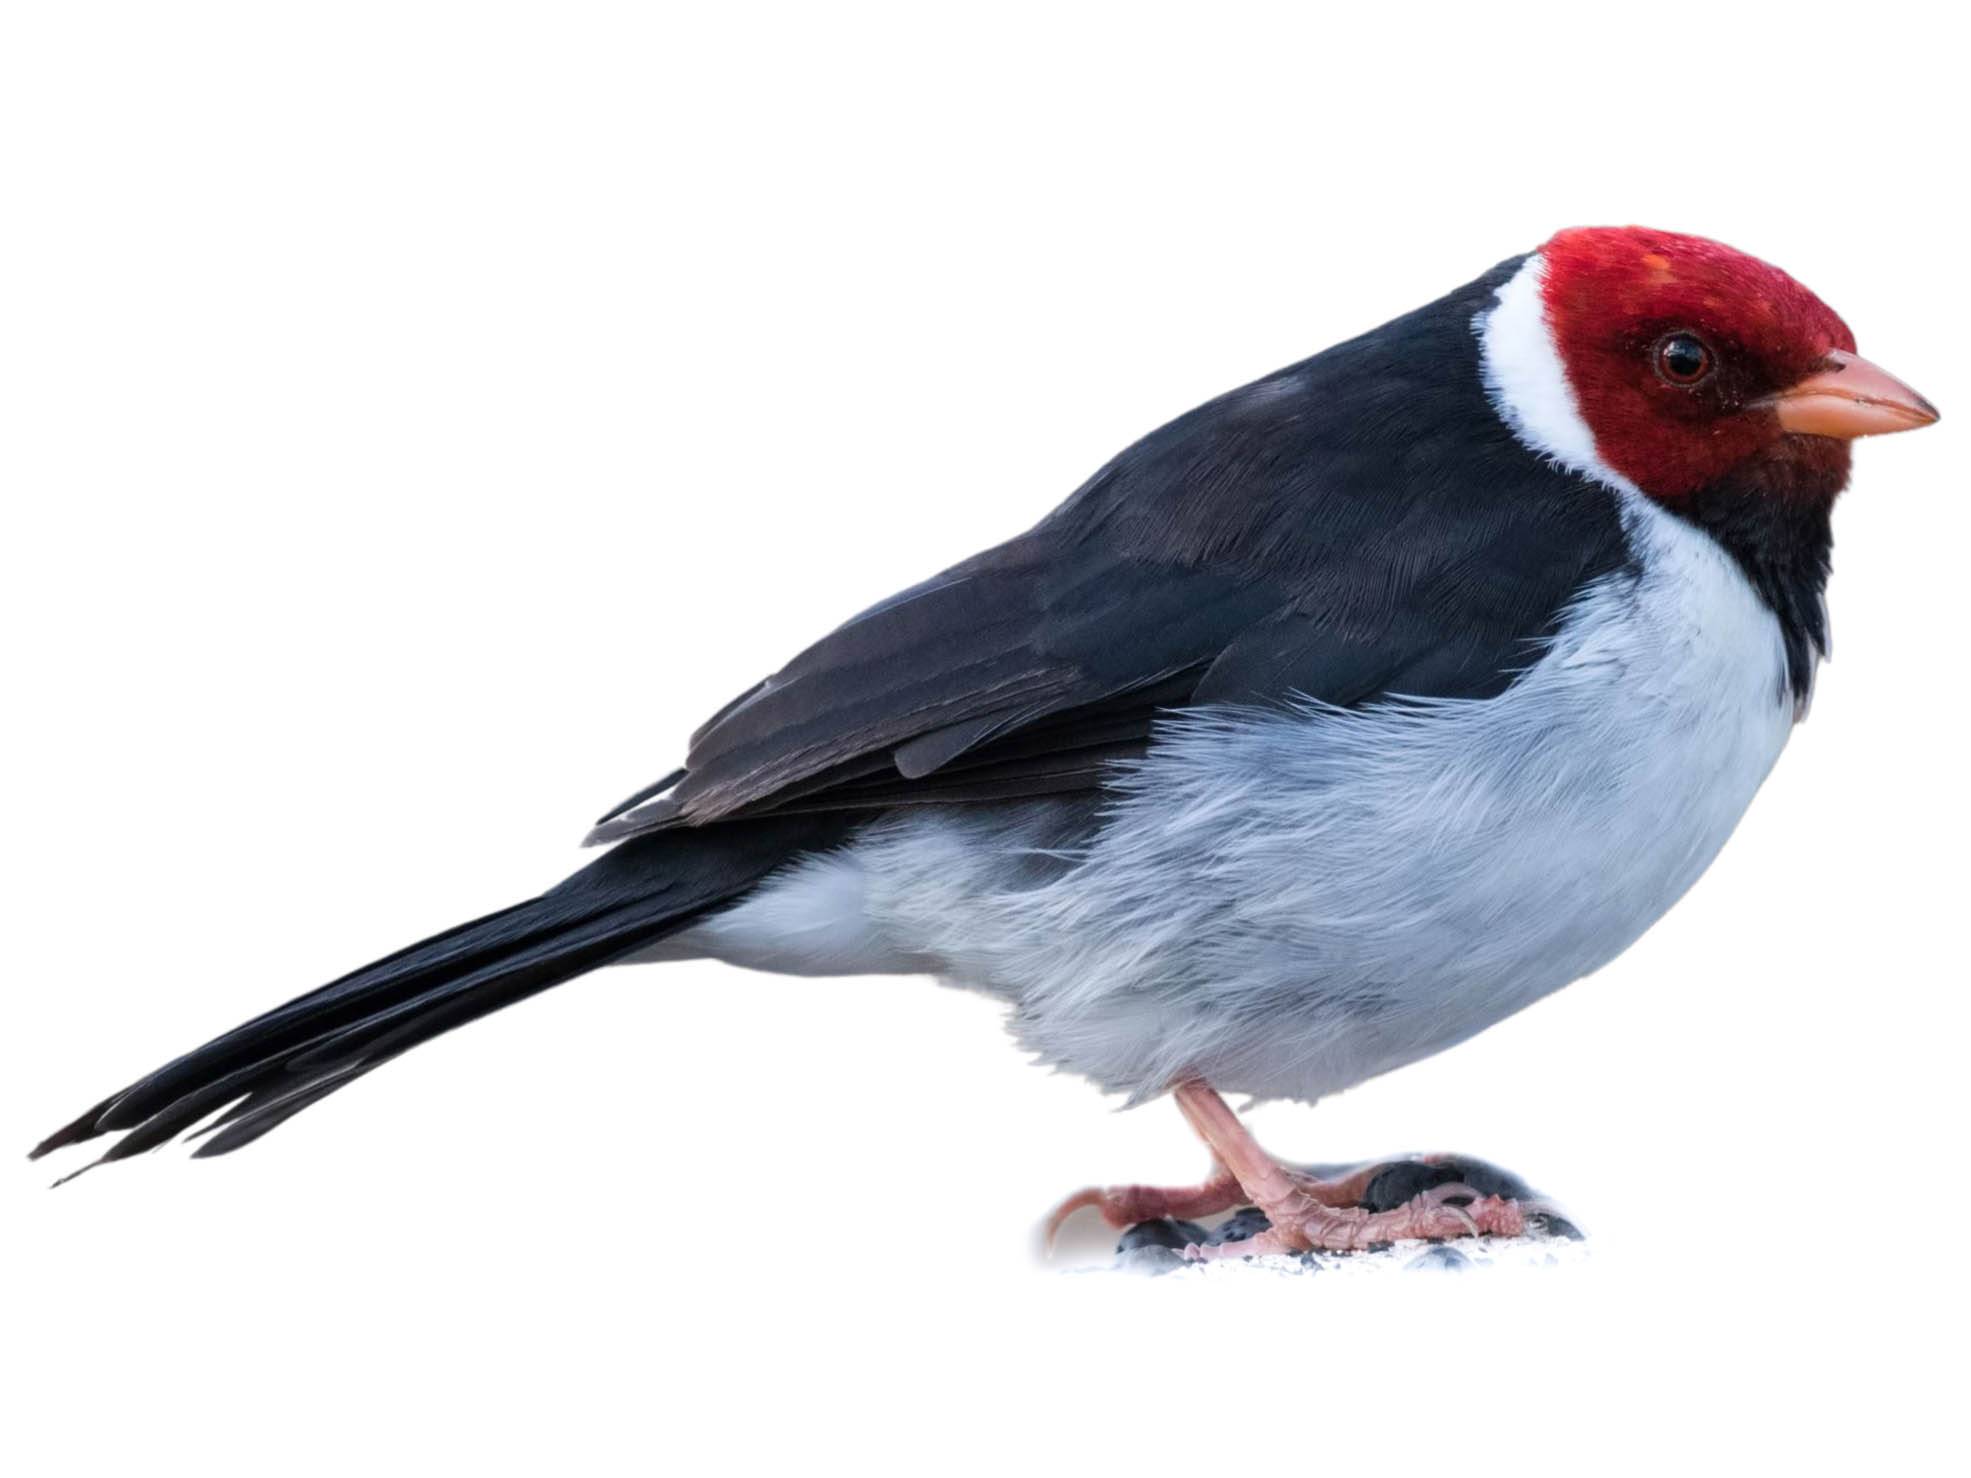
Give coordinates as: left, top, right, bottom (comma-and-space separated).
1205, 1206, 1274, 1246
1407, 1244, 1471, 1272
1115, 1218, 1209, 1255
1527, 1210, 1585, 1241
1360, 1161, 1463, 1212
1430, 1156, 1535, 1203
1115, 1245, 1188, 1276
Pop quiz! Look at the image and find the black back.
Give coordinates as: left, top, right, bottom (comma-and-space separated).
591, 255, 1634, 842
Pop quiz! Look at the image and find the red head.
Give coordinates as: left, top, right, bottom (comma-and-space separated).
1539, 226, 1935, 501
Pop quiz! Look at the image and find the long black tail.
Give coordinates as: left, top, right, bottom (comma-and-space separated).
32, 814, 846, 1179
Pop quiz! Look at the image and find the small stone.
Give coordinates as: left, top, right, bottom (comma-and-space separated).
1431, 1156, 1535, 1203
1115, 1244, 1188, 1276
1205, 1206, 1273, 1246
1115, 1218, 1209, 1254
1407, 1244, 1471, 1272
1527, 1210, 1585, 1241
1360, 1161, 1462, 1212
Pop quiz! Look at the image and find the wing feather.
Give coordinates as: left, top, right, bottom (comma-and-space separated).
587, 256, 1633, 845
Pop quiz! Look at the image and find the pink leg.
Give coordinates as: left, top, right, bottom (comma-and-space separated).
1046, 1079, 1528, 1256
1170, 1080, 1524, 1258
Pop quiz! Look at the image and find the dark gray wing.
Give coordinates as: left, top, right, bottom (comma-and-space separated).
588, 256, 1632, 844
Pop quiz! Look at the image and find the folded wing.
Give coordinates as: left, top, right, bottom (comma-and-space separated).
589, 258, 1632, 843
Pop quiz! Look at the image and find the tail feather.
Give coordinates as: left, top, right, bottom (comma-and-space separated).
34, 814, 847, 1177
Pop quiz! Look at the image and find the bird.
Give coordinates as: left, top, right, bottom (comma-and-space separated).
33, 225, 1938, 1259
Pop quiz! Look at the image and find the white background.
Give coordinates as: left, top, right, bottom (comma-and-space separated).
5, 4, 1964, 1473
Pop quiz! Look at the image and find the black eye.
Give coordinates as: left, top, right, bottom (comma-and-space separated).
1654, 333, 1713, 385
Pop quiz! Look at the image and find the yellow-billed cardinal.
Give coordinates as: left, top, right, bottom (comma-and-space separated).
35, 227, 1938, 1258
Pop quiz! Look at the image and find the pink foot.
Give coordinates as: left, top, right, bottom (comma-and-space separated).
1045, 1079, 1533, 1260
1185, 1178, 1525, 1260
1045, 1157, 1401, 1248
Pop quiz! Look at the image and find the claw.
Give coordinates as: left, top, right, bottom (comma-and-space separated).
1441, 1203, 1480, 1238
1041, 1187, 1105, 1250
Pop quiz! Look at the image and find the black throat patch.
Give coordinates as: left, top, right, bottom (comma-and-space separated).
1662, 437, 1847, 705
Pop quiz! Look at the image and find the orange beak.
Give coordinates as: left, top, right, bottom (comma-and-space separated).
1764, 349, 1939, 438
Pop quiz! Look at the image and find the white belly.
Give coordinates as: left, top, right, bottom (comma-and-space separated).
665, 498, 1798, 1104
